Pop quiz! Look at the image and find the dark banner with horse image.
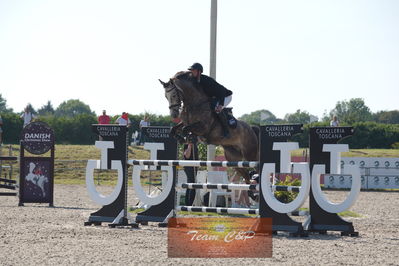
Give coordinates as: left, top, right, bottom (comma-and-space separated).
19, 157, 53, 204
136, 126, 178, 224
19, 121, 55, 206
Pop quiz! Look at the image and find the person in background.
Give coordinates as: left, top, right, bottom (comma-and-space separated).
139, 115, 150, 145
330, 115, 340, 127
183, 138, 198, 206
247, 171, 260, 203
97, 110, 110, 141
116, 112, 131, 128
98, 110, 110, 125
20, 106, 36, 127
139, 115, 150, 129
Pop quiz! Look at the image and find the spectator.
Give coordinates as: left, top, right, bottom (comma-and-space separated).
139, 115, 150, 144
330, 115, 340, 127
139, 114, 150, 129
116, 112, 131, 128
183, 139, 198, 206
20, 106, 36, 127
0, 115, 3, 144
98, 110, 110, 125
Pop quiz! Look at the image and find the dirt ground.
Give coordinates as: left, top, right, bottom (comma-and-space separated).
0, 185, 398, 265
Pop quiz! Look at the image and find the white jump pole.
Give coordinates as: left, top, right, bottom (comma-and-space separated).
207, 0, 218, 170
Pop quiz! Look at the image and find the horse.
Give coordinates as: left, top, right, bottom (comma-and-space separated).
159, 71, 259, 183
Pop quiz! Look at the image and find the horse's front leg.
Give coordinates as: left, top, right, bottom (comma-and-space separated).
182, 121, 203, 136
171, 122, 184, 136
170, 123, 185, 143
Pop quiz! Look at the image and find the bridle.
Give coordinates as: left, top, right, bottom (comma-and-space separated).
165, 81, 182, 110
166, 76, 211, 114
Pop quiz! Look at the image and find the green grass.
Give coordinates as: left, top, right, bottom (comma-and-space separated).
342, 149, 399, 157
338, 210, 362, 218
290, 148, 399, 158
1, 144, 151, 184
298, 208, 361, 218
2, 144, 397, 184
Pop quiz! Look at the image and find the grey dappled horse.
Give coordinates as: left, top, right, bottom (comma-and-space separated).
159, 71, 259, 183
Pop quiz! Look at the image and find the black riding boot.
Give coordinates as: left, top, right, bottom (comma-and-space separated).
217, 112, 230, 138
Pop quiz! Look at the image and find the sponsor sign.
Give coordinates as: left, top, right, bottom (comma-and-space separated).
168, 218, 272, 258
20, 122, 55, 155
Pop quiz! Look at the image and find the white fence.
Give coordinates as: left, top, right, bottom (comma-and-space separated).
325, 157, 399, 189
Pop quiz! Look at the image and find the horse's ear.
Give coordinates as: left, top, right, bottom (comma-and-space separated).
158, 79, 166, 87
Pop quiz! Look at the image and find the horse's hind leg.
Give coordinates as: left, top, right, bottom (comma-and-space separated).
223, 146, 251, 184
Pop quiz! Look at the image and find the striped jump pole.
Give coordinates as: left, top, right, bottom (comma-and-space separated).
176, 206, 259, 215
176, 206, 307, 217
175, 183, 306, 217
273, 185, 301, 193
177, 183, 301, 193
0, 178, 17, 184
178, 183, 259, 190
289, 210, 309, 216
0, 184, 17, 190
128, 159, 258, 168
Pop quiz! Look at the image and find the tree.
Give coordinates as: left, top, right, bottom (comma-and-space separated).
284, 109, 317, 124
54, 99, 94, 117
0, 94, 13, 113
328, 98, 372, 124
239, 109, 279, 125
373, 110, 399, 124
38, 101, 55, 116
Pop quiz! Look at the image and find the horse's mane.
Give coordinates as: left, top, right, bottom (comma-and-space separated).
173, 71, 192, 80
172, 71, 203, 97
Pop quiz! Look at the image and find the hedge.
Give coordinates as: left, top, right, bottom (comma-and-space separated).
1, 114, 398, 148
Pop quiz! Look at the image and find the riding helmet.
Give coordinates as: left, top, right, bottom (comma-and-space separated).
188, 63, 203, 72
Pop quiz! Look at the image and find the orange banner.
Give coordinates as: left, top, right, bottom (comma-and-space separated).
168, 218, 272, 258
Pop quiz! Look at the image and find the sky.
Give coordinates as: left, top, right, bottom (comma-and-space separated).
0, 0, 398, 120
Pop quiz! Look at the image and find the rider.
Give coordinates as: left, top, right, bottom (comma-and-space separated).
188, 62, 232, 138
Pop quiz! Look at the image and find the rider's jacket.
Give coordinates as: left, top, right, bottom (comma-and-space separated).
198, 74, 232, 106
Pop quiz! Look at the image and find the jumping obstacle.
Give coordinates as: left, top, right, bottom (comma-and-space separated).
177, 183, 300, 192
129, 159, 258, 168
176, 206, 259, 215
0, 156, 18, 197
176, 183, 305, 217
85, 124, 361, 236
178, 183, 259, 190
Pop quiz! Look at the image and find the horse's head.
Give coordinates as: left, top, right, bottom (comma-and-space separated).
160, 71, 205, 123
159, 78, 182, 120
